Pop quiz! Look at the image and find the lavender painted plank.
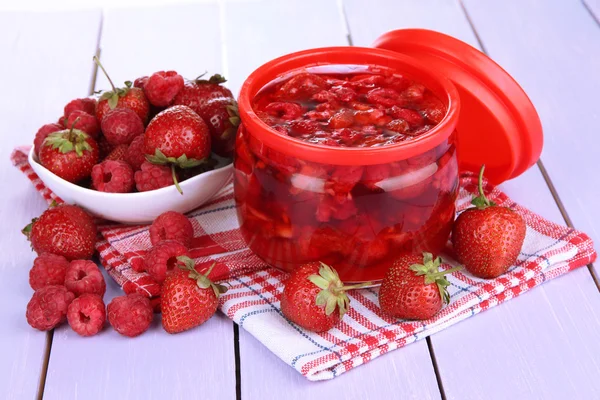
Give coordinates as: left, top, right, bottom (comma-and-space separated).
343, 0, 600, 398
461, 0, 600, 277
584, 0, 600, 21
43, 4, 237, 399
0, 10, 101, 400
224, 0, 441, 398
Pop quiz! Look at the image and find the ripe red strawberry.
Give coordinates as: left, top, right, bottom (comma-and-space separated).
107, 294, 153, 337
280, 262, 368, 332
66, 110, 100, 138
172, 74, 233, 113
29, 253, 70, 291
144, 105, 211, 193
91, 160, 134, 193
101, 108, 144, 146
26, 285, 75, 331
379, 253, 461, 320
452, 166, 527, 278
64, 98, 96, 119
39, 125, 99, 183
194, 99, 239, 157
105, 144, 128, 162
33, 123, 63, 156
67, 293, 106, 336
144, 70, 184, 107
149, 211, 194, 247
161, 260, 227, 334
94, 56, 150, 124
23, 204, 97, 260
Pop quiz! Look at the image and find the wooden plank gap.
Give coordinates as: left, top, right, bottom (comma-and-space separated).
582, 0, 600, 26
338, 0, 354, 46
36, 331, 53, 400
234, 323, 242, 400
458, 0, 489, 54
426, 337, 447, 400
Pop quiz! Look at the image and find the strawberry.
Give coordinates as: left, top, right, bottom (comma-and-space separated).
144, 105, 211, 194
161, 259, 227, 334
452, 166, 526, 279
280, 262, 369, 332
194, 99, 239, 157
379, 253, 461, 320
22, 204, 97, 260
172, 74, 234, 114
39, 122, 99, 183
93, 56, 150, 124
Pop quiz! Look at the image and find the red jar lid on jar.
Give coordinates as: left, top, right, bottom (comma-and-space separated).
373, 29, 543, 184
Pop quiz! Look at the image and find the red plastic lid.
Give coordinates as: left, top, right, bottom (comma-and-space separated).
373, 29, 543, 184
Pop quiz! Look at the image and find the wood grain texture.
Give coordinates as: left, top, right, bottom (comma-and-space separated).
0, 9, 101, 400
461, 0, 600, 276
343, 0, 600, 398
42, 4, 237, 399
224, 0, 440, 398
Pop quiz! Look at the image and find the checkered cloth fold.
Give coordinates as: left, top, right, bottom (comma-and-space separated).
12, 146, 596, 381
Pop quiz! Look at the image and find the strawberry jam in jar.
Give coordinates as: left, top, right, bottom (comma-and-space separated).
236, 47, 461, 282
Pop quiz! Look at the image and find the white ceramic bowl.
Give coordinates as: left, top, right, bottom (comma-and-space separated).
29, 147, 234, 224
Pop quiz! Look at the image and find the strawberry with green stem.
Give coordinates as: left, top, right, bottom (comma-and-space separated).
93, 56, 150, 124
452, 165, 527, 279
280, 262, 372, 332
379, 252, 462, 320
39, 118, 99, 183
161, 259, 227, 334
144, 105, 211, 194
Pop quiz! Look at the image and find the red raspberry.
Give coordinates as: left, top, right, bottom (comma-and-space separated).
64, 98, 96, 119
144, 71, 184, 107
134, 76, 149, 89
101, 108, 144, 146
33, 123, 63, 156
29, 253, 70, 291
389, 106, 424, 128
134, 161, 173, 192
149, 211, 194, 247
264, 102, 304, 120
330, 86, 357, 102
26, 285, 75, 331
328, 110, 354, 129
144, 240, 190, 283
366, 88, 400, 107
64, 260, 106, 297
125, 135, 146, 170
105, 144, 128, 162
107, 294, 153, 337
276, 72, 328, 100
66, 110, 100, 138
91, 160, 134, 193
67, 293, 106, 336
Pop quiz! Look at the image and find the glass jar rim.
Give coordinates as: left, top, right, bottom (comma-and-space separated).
238, 46, 460, 166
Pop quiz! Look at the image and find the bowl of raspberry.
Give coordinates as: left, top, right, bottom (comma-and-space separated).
234, 30, 542, 282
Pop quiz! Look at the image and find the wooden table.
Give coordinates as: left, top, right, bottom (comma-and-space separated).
2, 1, 600, 399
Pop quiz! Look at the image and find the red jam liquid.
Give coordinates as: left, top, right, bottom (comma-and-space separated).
235, 65, 459, 282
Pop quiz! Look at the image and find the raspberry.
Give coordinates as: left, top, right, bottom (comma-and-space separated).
144, 240, 190, 283
105, 144, 128, 162
149, 211, 194, 247
328, 110, 354, 129
91, 160, 134, 193
144, 71, 184, 107
134, 161, 173, 192
64, 260, 106, 297
67, 293, 106, 336
330, 86, 357, 102
66, 110, 100, 138
26, 285, 75, 331
29, 253, 70, 291
101, 108, 144, 146
133, 76, 149, 89
389, 106, 424, 128
264, 102, 304, 120
125, 135, 146, 170
277, 72, 328, 100
34, 123, 63, 156
366, 88, 399, 107
107, 294, 153, 337
64, 98, 96, 119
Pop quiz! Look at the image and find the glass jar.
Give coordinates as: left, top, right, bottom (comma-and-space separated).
235, 47, 461, 282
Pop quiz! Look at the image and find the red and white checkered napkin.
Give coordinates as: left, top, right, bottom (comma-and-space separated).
12, 146, 597, 381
